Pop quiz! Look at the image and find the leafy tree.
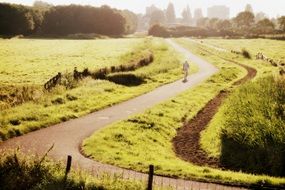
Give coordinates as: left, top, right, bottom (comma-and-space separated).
41, 5, 126, 36
196, 17, 209, 28
0, 3, 34, 35
255, 18, 275, 34
166, 3, 176, 23
234, 11, 255, 32
148, 24, 169, 37
216, 19, 232, 31
255, 12, 266, 22
181, 5, 192, 25
207, 18, 219, 30
33, 1, 52, 10
278, 16, 285, 31
121, 10, 138, 34
149, 10, 166, 26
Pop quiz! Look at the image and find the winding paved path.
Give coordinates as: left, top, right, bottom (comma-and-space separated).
0, 40, 246, 189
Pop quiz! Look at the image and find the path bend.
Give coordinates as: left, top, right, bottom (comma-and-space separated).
0, 39, 247, 190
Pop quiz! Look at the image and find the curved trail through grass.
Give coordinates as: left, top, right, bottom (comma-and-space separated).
0, 40, 247, 189
173, 58, 257, 167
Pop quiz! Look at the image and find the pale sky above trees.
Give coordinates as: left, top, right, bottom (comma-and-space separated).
1, 0, 285, 18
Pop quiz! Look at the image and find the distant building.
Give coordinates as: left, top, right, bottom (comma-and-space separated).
207, 5, 230, 20
193, 8, 204, 26
255, 12, 267, 22
146, 5, 160, 16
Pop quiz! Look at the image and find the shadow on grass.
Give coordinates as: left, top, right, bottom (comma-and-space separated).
106, 73, 145, 87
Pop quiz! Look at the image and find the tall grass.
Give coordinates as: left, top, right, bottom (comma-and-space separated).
220, 76, 285, 176
0, 150, 149, 190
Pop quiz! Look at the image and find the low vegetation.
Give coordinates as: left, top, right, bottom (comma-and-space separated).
0, 150, 150, 190
82, 39, 285, 187
0, 38, 194, 141
202, 76, 285, 177
200, 38, 285, 62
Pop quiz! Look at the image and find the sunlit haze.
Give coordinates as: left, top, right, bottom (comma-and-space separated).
1, 0, 285, 18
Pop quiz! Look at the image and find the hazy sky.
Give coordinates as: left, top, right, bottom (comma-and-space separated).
1, 0, 285, 18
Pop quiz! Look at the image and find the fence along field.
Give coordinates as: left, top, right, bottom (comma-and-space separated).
0, 37, 185, 141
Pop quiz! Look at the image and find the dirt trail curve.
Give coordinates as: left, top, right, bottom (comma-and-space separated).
0, 39, 246, 190
173, 50, 257, 167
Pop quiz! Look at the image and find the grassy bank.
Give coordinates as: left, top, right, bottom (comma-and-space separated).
0, 150, 166, 190
0, 38, 197, 141
201, 76, 285, 177
82, 38, 285, 187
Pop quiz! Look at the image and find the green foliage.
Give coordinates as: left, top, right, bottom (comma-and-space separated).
0, 2, 138, 36
278, 16, 285, 32
0, 150, 147, 190
41, 5, 126, 36
241, 48, 251, 59
0, 3, 35, 35
121, 10, 138, 34
220, 76, 285, 176
148, 25, 170, 37
254, 19, 275, 34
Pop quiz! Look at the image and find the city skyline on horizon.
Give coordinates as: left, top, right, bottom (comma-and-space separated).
1, 0, 285, 18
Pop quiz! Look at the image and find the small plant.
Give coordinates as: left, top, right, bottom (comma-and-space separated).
241, 48, 252, 59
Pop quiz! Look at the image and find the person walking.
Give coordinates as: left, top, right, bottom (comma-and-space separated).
183, 60, 190, 82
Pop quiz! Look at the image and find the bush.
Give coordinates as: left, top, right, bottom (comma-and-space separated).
220, 76, 285, 176
241, 48, 251, 59
148, 24, 170, 37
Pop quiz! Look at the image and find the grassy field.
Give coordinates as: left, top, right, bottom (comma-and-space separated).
199, 39, 284, 159
82, 38, 285, 187
0, 38, 199, 141
0, 38, 144, 85
201, 38, 285, 62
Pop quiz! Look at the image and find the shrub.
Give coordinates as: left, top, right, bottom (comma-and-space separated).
148, 24, 170, 37
241, 48, 251, 59
220, 76, 285, 176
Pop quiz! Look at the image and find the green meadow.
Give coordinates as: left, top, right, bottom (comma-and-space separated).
83, 38, 285, 187
0, 38, 198, 141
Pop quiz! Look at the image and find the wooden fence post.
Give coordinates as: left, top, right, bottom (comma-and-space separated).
65, 155, 72, 176
62, 155, 72, 187
147, 165, 154, 190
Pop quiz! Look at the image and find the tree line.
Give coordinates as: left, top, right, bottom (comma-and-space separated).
0, 2, 138, 36
146, 3, 285, 38
149, 11, 285, 38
